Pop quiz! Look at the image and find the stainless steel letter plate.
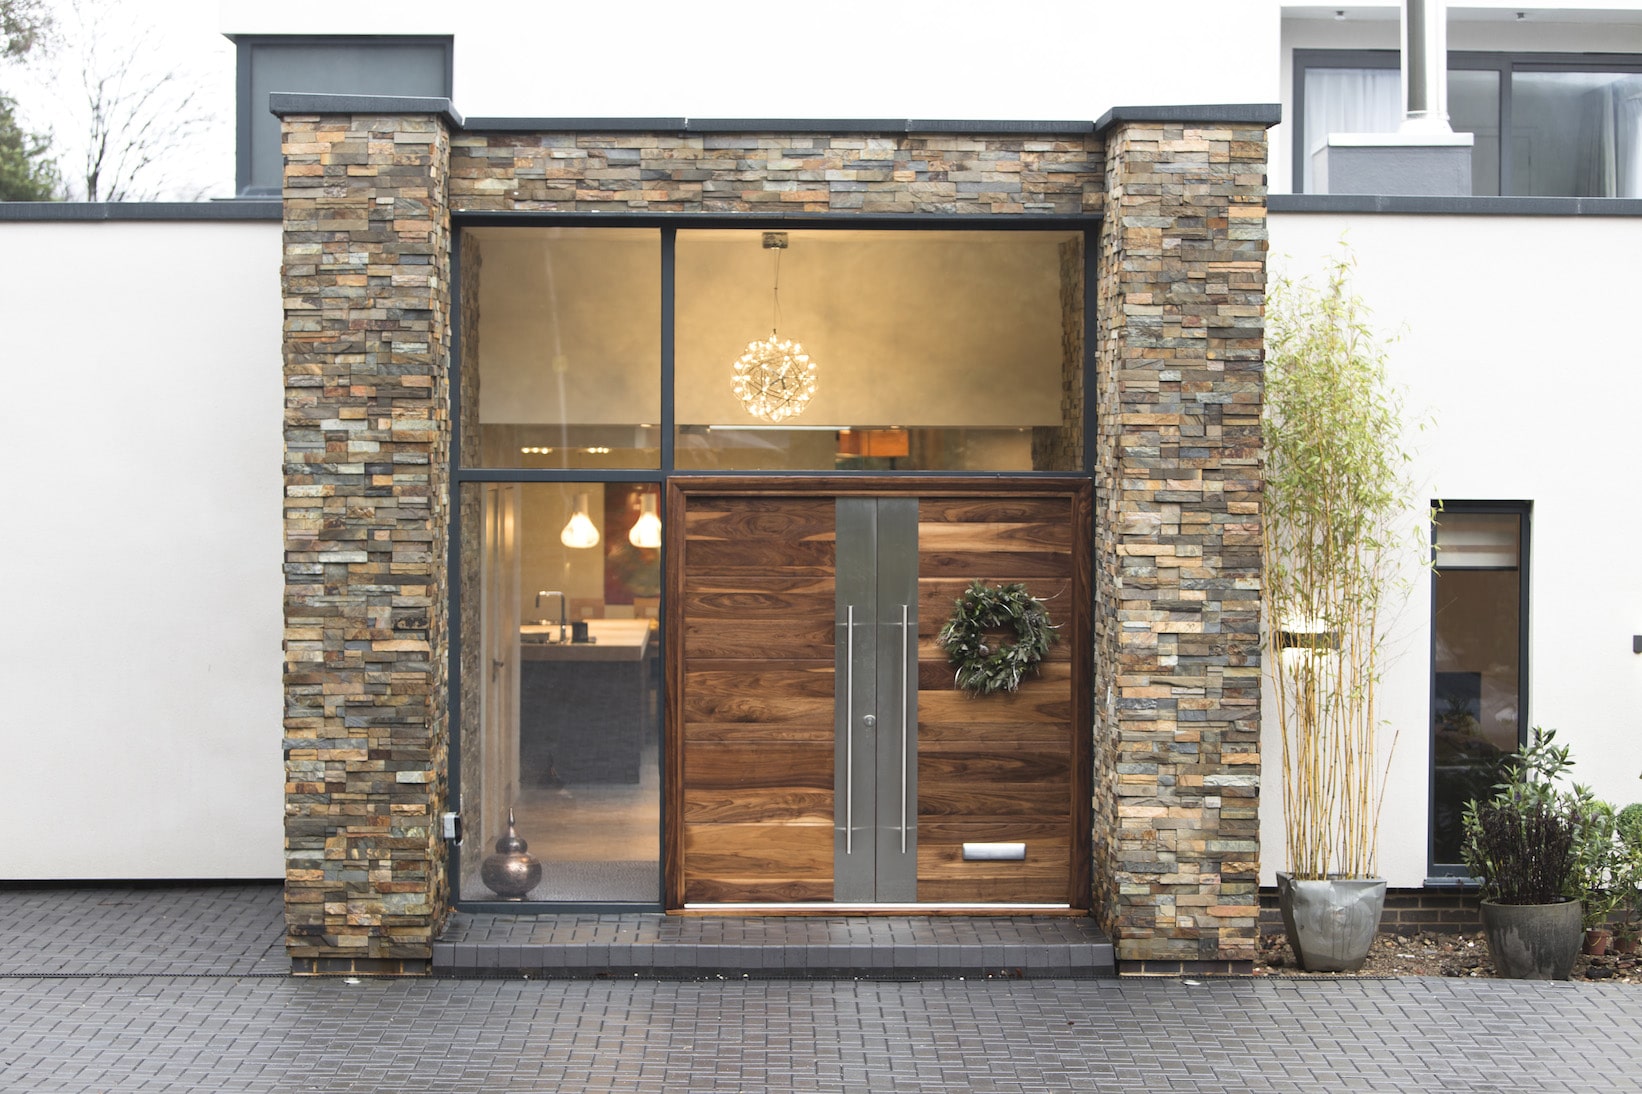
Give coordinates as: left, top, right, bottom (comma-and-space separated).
962, 842, 1026, 862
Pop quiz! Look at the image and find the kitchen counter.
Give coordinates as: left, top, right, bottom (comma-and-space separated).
520, 619, 655, 662
518, 619, 659, 786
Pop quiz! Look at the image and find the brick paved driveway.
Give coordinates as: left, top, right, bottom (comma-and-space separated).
3, 885, 1639, 1092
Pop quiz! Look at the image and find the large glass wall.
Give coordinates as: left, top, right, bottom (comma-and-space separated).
453, 221, 1091, 906
1430, 506, 1527, 870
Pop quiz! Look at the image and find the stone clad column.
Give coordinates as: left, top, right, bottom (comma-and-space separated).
1094, 108, 1274, 972
279, 100, 455, 973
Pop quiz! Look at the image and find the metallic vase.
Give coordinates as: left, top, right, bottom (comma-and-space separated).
480, 808, 542, 901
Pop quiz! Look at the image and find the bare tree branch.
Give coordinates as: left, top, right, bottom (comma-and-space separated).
66, 0, 211, 201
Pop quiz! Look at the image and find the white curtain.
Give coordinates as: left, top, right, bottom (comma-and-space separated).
1303, 68, 1400, 192
1613, 77, 1642, 198
1567, 77, 1642, 197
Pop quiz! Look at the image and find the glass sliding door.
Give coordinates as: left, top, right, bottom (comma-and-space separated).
1430, 505, 1528, 871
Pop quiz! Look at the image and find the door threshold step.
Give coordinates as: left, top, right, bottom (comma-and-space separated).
432, 913, 1115, 980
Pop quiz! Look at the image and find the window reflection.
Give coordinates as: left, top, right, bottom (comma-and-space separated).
1511, 71, 1642, 197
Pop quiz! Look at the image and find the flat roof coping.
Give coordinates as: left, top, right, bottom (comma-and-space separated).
0, 200, 282, 222
268, 93, 1283, 135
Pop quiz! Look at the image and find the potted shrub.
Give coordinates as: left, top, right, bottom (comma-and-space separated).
1262, 250, 1421, 972
1598, 802, 1642, 955
1460, 728, 1586, 979
1574, 798, 1625, 955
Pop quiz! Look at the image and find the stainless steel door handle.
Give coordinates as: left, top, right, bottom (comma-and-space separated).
899, 603, 909, 853
845, 605, 854, 855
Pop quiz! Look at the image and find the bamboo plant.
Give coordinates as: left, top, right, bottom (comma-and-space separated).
1263, 248, 1420, 882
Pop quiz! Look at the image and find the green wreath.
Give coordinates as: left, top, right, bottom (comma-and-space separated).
937, 580, 1057, 695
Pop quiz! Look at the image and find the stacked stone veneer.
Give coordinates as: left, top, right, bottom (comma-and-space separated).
1093, 122, 1267, 971
281, 111, 454, 973
447, 131, 1102, 214
279, 111, 1268, 972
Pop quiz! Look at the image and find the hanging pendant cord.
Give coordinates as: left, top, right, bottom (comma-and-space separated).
771, 247, 782, 336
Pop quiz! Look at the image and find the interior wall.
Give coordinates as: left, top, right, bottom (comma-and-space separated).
0, 221, 285, 879
473, 228, 1073, 431
473, 229, 661, 427
517, 486, 606, 623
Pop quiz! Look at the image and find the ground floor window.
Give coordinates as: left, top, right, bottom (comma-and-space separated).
1429, 502, 1529, 871
455, 481, 662, 905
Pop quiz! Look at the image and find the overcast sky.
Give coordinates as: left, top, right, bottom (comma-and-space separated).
5, 0, 235, 200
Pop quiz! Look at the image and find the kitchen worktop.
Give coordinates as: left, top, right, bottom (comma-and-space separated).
519, 619, 655, 662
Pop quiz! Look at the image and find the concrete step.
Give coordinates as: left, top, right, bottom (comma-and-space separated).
432, 914, 1116, 980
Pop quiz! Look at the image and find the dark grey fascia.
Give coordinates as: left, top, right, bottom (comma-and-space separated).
0, 200, 282, 222
268, 92, 464, 128
1270, 194, 1642, 217
267, 97, 1286, 138
1093, 103, 1282, 133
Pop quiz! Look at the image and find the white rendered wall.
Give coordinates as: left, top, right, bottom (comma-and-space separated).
219, 0, 1281, 120
0, 221, 284, 879
1264, 212, 1642, 888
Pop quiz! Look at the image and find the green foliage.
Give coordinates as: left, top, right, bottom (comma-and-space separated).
1461, 728, 1582, 904
2, 0, 52, 60
1459, 727, 1639, 921
1263, 245, 1421, 880
1618, 802, 1642, 846
0, 93, 58, 200
937, 581, 1057, 696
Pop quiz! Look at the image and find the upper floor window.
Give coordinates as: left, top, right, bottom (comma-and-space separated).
233, 36, 453, 196
1296, 50, 1642, 197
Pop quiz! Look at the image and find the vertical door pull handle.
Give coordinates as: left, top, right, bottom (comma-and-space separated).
899, 602, 910, 853
845, 604, 854, 855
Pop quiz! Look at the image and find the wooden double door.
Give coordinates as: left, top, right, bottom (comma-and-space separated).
667, 479, 1090, 911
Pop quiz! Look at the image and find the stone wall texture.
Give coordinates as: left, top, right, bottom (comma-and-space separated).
279, 116, 1268, 972
281, 111, 454, 973
1094, 122, 1267, 971
448, 132, 1102, 215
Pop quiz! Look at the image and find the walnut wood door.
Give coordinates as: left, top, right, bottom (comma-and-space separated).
669, 481, 1089, 910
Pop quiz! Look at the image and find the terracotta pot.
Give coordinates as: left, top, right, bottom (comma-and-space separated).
1582, 927, 1612, 956
1480, 899, 1582, 980
1613, 933, 1639, 955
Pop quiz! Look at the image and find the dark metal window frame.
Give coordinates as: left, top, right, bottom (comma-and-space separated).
446, 211, 1101, 911
234, 35, 455, 196
1426, 499, 1531, 880
1292, 48, 1642, 194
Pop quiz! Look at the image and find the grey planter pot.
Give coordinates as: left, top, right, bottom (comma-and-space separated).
1480, 899, 1583, 980
1276, 873, 1387, 972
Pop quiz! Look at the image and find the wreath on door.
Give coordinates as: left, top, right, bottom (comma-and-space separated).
937, 580, 1057, 695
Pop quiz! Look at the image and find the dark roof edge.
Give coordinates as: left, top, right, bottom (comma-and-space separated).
0, 200, 282, 222
262, 94, 1285, 136
1269, 193, 1642, 216
467, 116, 1096, 135
269, 92, 465, 127
1093, 103, 1283, 133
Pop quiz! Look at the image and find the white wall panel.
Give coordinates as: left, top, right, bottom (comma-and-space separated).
1264, 212, 1642, 887
0, 221, 284, 879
